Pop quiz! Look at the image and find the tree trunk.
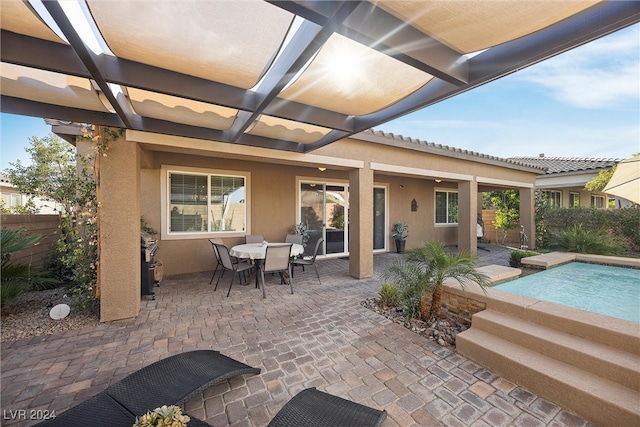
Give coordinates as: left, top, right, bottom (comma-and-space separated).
419, 290, 433, 321
428, 283, 443, 320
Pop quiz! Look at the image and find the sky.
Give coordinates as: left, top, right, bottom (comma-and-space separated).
1, 23, 638, 171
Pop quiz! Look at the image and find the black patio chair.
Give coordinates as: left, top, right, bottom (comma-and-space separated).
208, 238, 224, 284
213, 243, 255, 296
291, 238, 323, 285
268, 387, 387, 427
259, 243, 293, 299
245, 234, 264, 243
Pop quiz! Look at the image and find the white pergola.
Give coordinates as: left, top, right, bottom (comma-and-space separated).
2, 0, 639, 151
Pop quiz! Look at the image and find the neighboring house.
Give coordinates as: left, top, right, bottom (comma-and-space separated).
0, 173, 62, 214
508, 155, 630, 208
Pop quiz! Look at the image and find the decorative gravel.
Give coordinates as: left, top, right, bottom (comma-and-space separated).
361, 298, 466, 349
1, 288, 99, 343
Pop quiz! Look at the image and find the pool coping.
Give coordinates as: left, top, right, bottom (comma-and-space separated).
521, 252, 640, 269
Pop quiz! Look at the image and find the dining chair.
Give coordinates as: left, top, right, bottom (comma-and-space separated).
213, 243, 255, 297
285, 234, 303, 245
208, 238, 224, 284
245, 234, 264, 243
259, 244, 293, 299
292, 238, 323, 285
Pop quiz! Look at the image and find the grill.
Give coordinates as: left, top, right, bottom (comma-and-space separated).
140, 231, 159, 299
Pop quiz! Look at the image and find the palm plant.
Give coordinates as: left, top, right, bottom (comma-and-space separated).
1, 227, 41, 305
549, 224, 623, 255
383, 241, 489, 321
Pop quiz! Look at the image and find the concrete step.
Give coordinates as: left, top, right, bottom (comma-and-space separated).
470, 309, 640, 391
457, 328, 640, 426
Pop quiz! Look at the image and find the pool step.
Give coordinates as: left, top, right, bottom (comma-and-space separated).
457, 327, 640, 426
467, 309, 640, 391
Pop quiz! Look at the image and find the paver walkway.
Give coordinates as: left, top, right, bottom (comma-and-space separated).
1, 245, 595, 426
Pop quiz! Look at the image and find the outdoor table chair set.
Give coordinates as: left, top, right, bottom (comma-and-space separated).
36, 350, 386, 427
212, 238, 317, 299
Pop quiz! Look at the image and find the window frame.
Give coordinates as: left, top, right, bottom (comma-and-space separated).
434, 189, 459, 225
545, 190, 561, 208
569, 192, 580, 207
161, 165, 251, 240
591, 195, 605, 209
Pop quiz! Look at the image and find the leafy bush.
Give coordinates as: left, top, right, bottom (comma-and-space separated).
1, 227, 54, 305
509, 250, 540, 268
379, 283, 401, 307
548, 225, 624, 255
541, 207, 639, 254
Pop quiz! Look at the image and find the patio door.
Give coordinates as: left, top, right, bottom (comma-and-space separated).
373, 186, 387, 251
299, 182, 348, 257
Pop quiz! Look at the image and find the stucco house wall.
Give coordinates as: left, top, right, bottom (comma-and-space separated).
97, 128, 542, 320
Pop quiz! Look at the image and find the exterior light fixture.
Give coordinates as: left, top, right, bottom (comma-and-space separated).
318, 167, 327, 172
435, 179, 442, 183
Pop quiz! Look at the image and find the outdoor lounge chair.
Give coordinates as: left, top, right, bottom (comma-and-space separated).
268, 387, 387, 427
36, 350, 260, 427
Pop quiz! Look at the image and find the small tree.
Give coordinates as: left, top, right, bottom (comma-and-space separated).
585, 167, 615, 192
383, 241, 489, 321
488, 190, 520, 244
3, 128, 121, 311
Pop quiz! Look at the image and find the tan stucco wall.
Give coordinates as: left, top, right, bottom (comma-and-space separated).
95, 129, 539, 320
97, 135, 141, 322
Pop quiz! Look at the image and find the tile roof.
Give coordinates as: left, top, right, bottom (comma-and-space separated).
507, 156, 621, 174
363, 129, 547, 171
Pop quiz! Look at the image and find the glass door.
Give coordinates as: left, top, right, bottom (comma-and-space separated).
373, 187, 386, 251
299, 182, 348, 257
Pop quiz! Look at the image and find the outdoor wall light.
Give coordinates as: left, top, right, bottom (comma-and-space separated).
318, 167, 327, 172
399, 184, 404, 188
435, 179, 442, 183
411, 199, 418, 212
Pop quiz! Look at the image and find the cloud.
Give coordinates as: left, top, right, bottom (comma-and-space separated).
515, 24, 640, 109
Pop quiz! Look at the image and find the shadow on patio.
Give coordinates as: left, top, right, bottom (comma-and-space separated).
1, 246, 592, 426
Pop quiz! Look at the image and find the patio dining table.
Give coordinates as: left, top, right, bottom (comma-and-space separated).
230, 242, 304, 287
230, 242, 304, 260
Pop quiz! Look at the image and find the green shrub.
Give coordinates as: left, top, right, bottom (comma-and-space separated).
379, 283, 401, 307
541, 207, 639, 254
1, 227, 44, 305
509, 250, 540, 268
548, 224, 624, 255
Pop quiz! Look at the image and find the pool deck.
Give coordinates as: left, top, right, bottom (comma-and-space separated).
1, 245, 603, 427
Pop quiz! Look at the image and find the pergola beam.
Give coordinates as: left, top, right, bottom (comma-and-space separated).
42, 1, 137, 129
304, 0, 640, 151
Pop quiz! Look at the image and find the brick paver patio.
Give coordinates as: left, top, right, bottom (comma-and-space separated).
1, 246, 595, 426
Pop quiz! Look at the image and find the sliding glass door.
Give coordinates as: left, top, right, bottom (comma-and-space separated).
299, 182, 348, 257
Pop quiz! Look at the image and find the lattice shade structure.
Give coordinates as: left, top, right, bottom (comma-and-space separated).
1, 0, 638, 152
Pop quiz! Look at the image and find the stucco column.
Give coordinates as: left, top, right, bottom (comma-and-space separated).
97, 130, 141, 321
457, 179, 477, 256
349, 165, 373, 279
519, 187, 536, 249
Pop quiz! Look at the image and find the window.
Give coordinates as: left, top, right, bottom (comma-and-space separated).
165, 168, 247, 236
544, 191, 561, 208
569, 192, 580, 207
435, 190, 458, 224
1, 192, 22, 207
591, 195, 605, 209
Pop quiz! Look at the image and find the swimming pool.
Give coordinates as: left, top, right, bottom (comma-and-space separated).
494, 262, 640, 323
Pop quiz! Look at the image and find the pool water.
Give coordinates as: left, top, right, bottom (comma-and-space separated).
494, 262, 640, 323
